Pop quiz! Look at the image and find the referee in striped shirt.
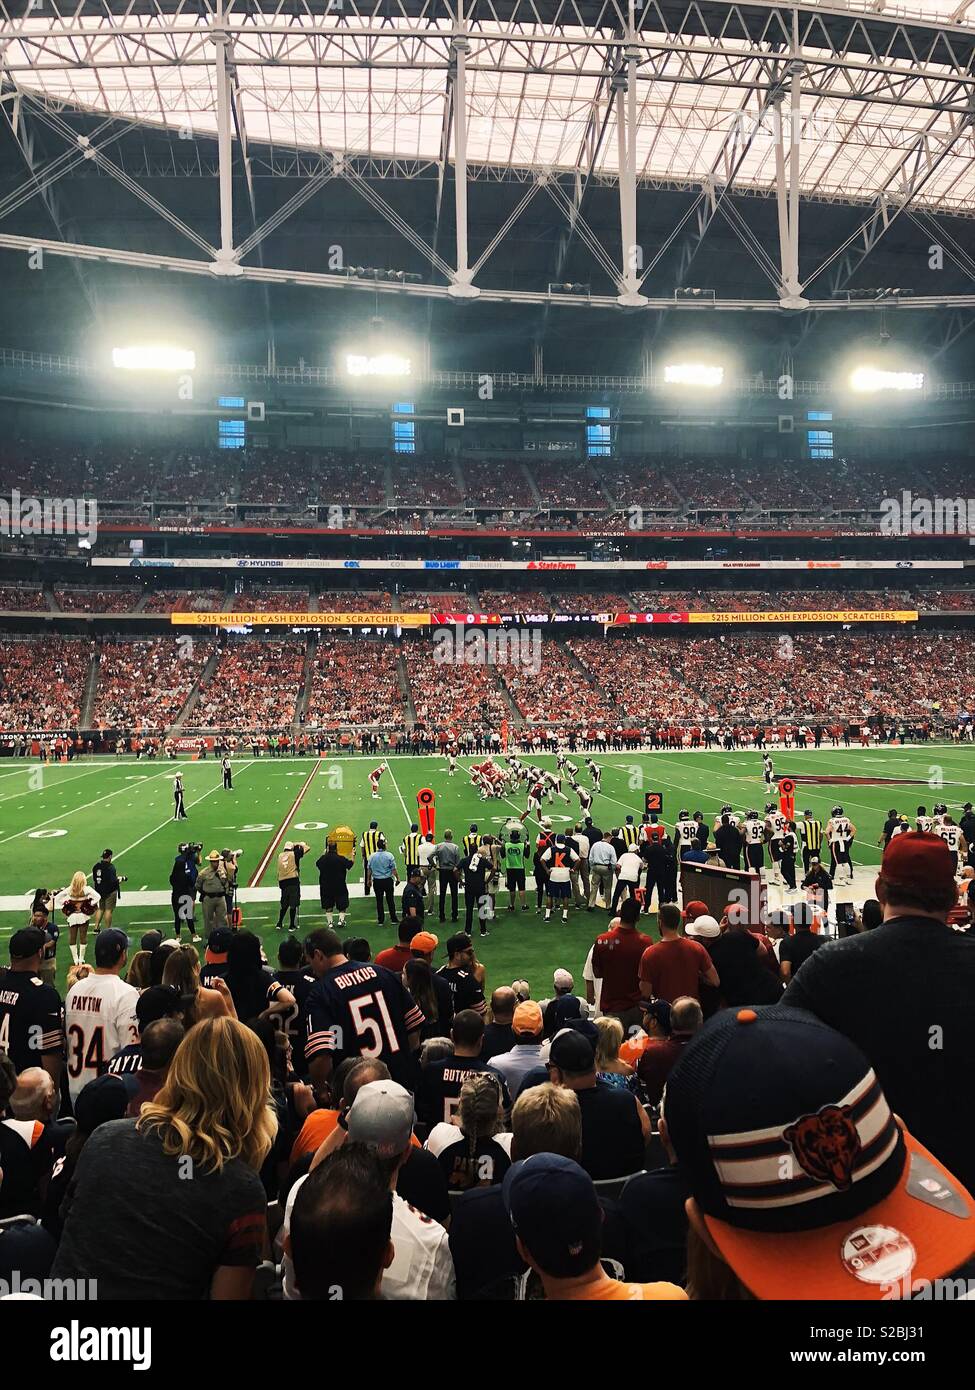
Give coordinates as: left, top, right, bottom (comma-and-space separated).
799, 809, 824, 873
463, 824, 481, 858
400, 823, 422, 873
361, 821, 383, 893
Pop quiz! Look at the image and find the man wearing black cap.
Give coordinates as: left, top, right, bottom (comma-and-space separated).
784, 831, 975, 1192
502, 1154, 686, 1301
0, 928, 64, 1081
91, 849, 125, 933
547, 1029, 647, 1180
63, 929, 139, 1103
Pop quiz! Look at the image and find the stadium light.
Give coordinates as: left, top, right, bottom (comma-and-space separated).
663, 363, 724, 387
111, 345, 196, 371
850, 367, 924, 393
345, 352, 411, 378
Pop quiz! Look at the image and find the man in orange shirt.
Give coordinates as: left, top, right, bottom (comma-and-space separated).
502, 1154, 686, 1301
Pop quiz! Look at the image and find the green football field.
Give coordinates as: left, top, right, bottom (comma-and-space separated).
0, 744, 972, 997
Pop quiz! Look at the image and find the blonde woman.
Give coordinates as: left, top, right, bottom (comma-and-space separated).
424, 1071, 512, 1190
595, 1015, 643, 1098
161, 943, 237, 1025
61, 871, 97, 965
51, 1018, 276, 1300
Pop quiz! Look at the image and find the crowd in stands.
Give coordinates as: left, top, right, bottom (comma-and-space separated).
0, 636, 89, 729
502, 642, 603, 724
140, 590, 224, 614
306, 638, 403, 730
232, 588, 309, 613
390, 460, 462, 507
92, 638, 214, 731
403, 645, 512, 729
2, 444, 974, 530
190, 641, 305, 729
0, 584, 48, 612
477, 590, 550, 612
53, 588, 141, 614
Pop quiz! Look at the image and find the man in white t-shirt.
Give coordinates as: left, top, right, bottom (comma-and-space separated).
63, 929, 139, 1102
611, 846, 644, 914
281, 1080, 455, 1301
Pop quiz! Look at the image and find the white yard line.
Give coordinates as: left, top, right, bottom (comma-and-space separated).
112, 761, 257, 866
0, 766, 182, 846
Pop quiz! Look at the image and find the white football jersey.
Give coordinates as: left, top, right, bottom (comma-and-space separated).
743, 819, 765, 845
938, 824, 961, 853
676, 820, 699, 846
64, 973, 139, 1101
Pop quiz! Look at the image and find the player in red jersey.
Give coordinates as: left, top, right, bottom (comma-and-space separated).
520, 778, 545, 823
369, 762, 388, 799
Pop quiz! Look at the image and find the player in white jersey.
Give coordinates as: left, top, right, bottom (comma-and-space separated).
742, 810, 765, 871
557, 753, 579, 781
63, 929, 139, 1102
542, 769, 571, 805
764, 802, 787, 838
825, 805, 857, 885
369, 762, 387, 799
931, 802, 948, 828
937, 817, 967, 875
762, 753, 774, 787
447, 748, 458, 776
915, 805, 935, 833
585, 758, 601, 792
572, 782, 594, 815
674, 810, 700, 857
713, 804, 741, 833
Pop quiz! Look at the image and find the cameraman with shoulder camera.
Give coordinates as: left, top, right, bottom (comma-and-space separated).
169, 842, 202, 942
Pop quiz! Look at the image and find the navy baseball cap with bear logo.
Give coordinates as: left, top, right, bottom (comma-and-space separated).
663, 1006, 975, 1300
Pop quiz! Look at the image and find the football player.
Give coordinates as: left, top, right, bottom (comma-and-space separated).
369, 762, 388, 799
585, 758, 602, 792
742, 809, 765, 872
825, 805, 857, 886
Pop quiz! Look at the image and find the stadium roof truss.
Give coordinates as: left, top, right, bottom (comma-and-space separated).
0, 0, 974, 312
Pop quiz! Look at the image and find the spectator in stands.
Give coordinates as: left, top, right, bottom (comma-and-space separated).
502, 1154, 686, 1301
414, 1010, 505, 1130
638, 996, 704, 1105
664, 1004, 975, 1300
424, 1072, 512, 1191
51, 1018, 274, 1299
284, 1080, 455, 1300
708, 909, 782, 1007
287, 1143, 394, 1300
374, 920, 414, 975
41, 1073, 131, 1241
545, 1029, 647, 1180
778, 910, 826, 982
403, 958, 446, 1043
591, 898, 654, 1032
480, 986, 517, 1061
542, 968, 585, 1036
593, 1016, 640, 1095
488, 1001, 548, 1098
224, 930, 295, 1027
123, 1017, 184, 1116
784, 831, 975, 1191
161, 943, 235, 1025
639, 903, 720, 1003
